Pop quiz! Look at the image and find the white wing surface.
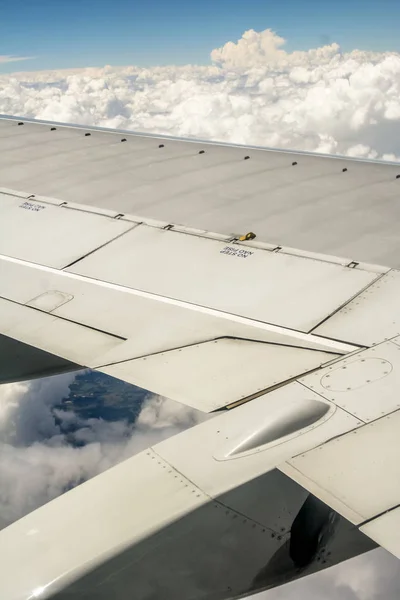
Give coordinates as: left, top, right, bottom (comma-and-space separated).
1, 115, 400, 599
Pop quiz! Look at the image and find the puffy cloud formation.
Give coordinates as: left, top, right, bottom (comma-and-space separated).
1, 29, 400, 159
211, 28, 288, 68
210, 28, 342, 69
0, 373, 205, 530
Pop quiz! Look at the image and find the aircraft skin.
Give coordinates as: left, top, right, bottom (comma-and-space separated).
0, 114, 399, 599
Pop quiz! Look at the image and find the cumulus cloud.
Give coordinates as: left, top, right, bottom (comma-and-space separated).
1, 29, 400, 159
210, 29, 288, 69
0, 373, 205, 530
210, 28, 342, 69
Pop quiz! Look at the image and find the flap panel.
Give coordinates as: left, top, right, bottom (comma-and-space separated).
101, 338, 340, 411
283, 410, 400, 525
68, 223, 378, 332
361, 507, 400, 560
314, 270, 400, 346
0, 297, 124, 368
0, 191, 134, 269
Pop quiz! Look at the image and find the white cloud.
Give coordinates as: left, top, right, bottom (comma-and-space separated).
210, 29, 288, 69
1, 30, 400, 159
0, 373, 205, 530
0, 55, 35, 64
210, 28, 344, 70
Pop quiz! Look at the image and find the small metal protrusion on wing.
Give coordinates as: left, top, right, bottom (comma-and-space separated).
239, 232, 257, 241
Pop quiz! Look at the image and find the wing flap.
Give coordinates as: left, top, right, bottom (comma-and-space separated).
0, 297, 124, 370
0, 191, 136, 269
360, 508, 400, 560
100, 338, 341, 412
67, 221, 379, 333
281, 410, 400, 525
0, 251, 357, 410
313, 270, 400, 347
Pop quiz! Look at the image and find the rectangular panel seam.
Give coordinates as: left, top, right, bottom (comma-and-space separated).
62, 222, 139, 269
307, 270, 389, 335
359, 503, 400, 528
0, 254, 361, 354
0, 295, 127, 341
297, 380, 367, 425
94, 335, 343, 369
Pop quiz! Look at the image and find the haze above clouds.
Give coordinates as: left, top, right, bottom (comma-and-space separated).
1, 27, 400, 599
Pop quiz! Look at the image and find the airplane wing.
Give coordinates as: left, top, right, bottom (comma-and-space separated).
1, 115, 400, 599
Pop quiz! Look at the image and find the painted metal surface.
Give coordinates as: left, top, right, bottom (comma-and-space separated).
68, 223, 378, 332
314, 269, 400, 346
218, 399, 331, 457
299, 338, 400, 422
0, 297, 124, 367
1, 116, 400, 266
0, 254, 356, 376
155, 382, 361, 500
2, 115, 400, 596
361, 507, 400, 560
0, 450, 208, 600
0, 191, 135, 269
0, 128, 136, 174
26, 290, 74, 312
0, 401, 367, 600
283, 410, 400, 525
101, 338, 340, 412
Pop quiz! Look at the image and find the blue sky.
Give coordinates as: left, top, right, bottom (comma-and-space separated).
1, 0, 400, 73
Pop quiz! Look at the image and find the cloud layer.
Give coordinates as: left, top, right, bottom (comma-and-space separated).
0, 373, 205, 530
1, 28, 400, 160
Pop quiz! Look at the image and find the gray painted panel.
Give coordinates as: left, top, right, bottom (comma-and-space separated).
1, 117, 400, 265
69, 223, 377, 332
0, 192, 134, 269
